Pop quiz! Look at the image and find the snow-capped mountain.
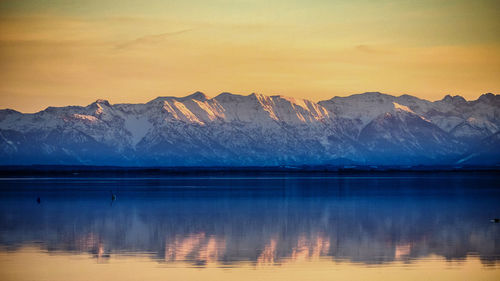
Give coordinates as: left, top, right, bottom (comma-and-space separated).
0, 92, 498, 166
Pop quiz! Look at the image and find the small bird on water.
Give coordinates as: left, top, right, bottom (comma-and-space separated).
110, 191, 117, 206
490, 218, 499, 223
36, 197, 40, 204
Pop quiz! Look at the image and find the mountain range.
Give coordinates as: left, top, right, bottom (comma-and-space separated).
0, 92, 499, 166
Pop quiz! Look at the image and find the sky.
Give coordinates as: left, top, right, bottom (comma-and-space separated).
0, 0, 499, 112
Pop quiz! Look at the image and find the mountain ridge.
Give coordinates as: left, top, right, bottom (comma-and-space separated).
2, 92, 497, 114
0, 91, 498, 166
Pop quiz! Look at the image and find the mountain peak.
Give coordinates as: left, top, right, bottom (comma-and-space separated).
183, 91, 209, 101
322, 92, 390, 102
94, 99, 111, 106
214, 92, 247, 101
442, 95, 466, 104
359, 92, 393, 97
478, 93, 499, 104
148, 92, 209, 104
0, 108, 21, 115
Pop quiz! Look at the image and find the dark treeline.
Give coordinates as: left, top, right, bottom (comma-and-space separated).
0, 164, 499, 177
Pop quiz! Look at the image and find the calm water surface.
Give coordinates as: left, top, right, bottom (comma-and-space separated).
0, 174, 499, 280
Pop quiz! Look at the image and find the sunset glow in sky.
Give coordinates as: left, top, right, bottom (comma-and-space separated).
0, 0, 499, 112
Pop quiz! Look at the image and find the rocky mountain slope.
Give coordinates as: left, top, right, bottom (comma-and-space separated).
0, 92, 498, 166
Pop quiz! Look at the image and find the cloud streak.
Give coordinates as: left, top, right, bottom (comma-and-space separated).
115, 28, 197, 50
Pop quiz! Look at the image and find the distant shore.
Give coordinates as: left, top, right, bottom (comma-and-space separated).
0, 164, 499, 177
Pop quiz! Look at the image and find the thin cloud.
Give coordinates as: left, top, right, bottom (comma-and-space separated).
355, 44, 394, 55
115, 28, 196, 50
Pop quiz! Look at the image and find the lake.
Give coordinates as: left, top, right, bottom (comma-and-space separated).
0, 174, 499, 280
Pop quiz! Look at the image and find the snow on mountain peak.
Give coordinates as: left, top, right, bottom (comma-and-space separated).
94, 99, 111, 106
0, 91, 498, 166
272, 95, 308, 109
392, 102, 415, 114
123, 115, 153, 146
171, 100, 205, 124
72, 114, 99, 123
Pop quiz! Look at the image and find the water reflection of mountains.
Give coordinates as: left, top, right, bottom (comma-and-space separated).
0, 176, 499, 266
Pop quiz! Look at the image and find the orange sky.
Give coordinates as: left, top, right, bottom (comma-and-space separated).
0, 0, 499, 112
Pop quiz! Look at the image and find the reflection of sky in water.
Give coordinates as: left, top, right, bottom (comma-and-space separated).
0, 175, 499, 270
